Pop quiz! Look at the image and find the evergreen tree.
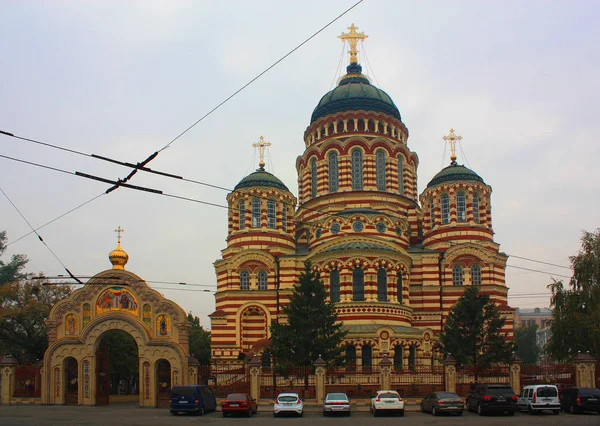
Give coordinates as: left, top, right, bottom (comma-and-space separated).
514, 323, 540, 364
187, 313, 211, 365
270, 261, 346, 367
440, 286, 513, 368
546, 229, 600, 360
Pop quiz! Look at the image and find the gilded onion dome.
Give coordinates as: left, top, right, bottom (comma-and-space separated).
109, 226, 128, 270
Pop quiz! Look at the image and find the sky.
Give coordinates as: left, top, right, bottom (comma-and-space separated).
1, 1, 598, 328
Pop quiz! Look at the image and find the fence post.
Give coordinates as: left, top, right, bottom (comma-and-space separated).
444, 354, 457, 394
509, 353, 522, 394
1, 357, 18, 405
572, 352, 596, 388
314, 356, 326, 403
248, 357, 261, 401
187, 356, 199, 385
379, 355, 392, 390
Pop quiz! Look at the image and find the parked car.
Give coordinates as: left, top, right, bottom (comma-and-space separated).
370, 390, 404, 416
221, 393, 258, 417
323, 392, 351, 416
274, 392, 303, 417
420, 391, 464, 416
465, 383, 518, 416
517, 384, 560, 414
560, 387, 600, 414
169, 385, 217, 416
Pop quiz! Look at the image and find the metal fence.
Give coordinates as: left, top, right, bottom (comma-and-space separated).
391, 365, 444, 397
198, 365, 250, 397
260, 366, 315, 399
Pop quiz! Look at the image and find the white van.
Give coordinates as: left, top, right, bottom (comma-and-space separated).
517, 385, 560, 414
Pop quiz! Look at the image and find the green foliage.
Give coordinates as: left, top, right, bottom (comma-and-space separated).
440, 286, 513, 367
187, 313, 211, 365
547, 229, 600, 360
270, 261, 346, 367
0, 231, 28, 286
100, 330, 138, 394
514, 324, 540, 364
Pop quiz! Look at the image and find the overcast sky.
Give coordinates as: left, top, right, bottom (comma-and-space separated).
1, 1, 598, 328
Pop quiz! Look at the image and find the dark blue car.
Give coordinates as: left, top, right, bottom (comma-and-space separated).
170, 385, 217, 416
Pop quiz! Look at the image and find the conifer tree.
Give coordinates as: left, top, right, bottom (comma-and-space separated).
270, 261, 346, 367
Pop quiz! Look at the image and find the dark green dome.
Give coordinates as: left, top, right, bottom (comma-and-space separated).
310, 64, 401, 124
427, 162, 485, 188
234, 169, 289, 192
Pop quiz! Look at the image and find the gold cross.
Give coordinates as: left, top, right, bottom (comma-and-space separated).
442, 129, 462, 163
338, 23, 368, 65
252, 136, 271, 170
115, 226, 124, 244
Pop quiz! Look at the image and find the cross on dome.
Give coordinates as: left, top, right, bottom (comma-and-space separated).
115, 226, 124, 244
339, 23, 368, 65
442, 129, 462, 164
253, 136, 271, 170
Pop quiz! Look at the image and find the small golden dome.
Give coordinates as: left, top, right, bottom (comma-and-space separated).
109, 242, 129, 270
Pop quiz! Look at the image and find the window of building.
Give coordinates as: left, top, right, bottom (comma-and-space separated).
408, 345, 416, 370
473, 193, 480, 223
471, 265, 481, 286
352, 221, 364, 232
377, 267, 387, 302
452, 265, 463, 286
376, 222, 386, 233
362, 344, 372, 369
267, 200, 276, 229
441, 194, 450, 224
457, 191, 466, 222
397, 274, 403, 305
330, 223, 340, 235
394, 346, 403, 369
397, 155, 404, 195
353, 267, 364, 301
258, 270, 267, 290
376, 150, 386, 191
345, 345, 356, 367
282, 206, 287, 232
328, 151, 338, 192
311, 157, 318, 198
240, 271, 250, 290
351, 149, 363, 190
430, 199, 435, 228
330, 270, 340, 303
239, 200, 245, 230
261, 351, 271, 368
251, 198, 261, 228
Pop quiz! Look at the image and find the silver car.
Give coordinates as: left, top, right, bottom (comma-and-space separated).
273, 392, 303, 417
323, 392, 351, 416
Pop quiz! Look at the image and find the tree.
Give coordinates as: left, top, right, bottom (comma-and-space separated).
0, 231, 28, 286
100, 330, 138, 394
187, 313, 211, 365
514, 324, 540, 364
440, 286, 513, 368
546, 229, 600, 360
270, 261, 346, 367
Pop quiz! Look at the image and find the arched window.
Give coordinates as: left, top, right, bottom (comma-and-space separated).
330, 270, 340, 303
397, 274, 403, 305
239, 200, 246, 230
311, 157, 318, 198
251, 198, 261, 228
351, 149, 363, 190
261, 351, 271, 368
452, 265, 463, 286
457, 191, 466, 222
377, 267, 387, 302
240, 271, 250, 290
362, 345, 372, 369
441, 194, 450, 224
473, 193, 480, 223
430, 199, 435, 228
353, 267, 364, 301
409, 345, 416, 369
282, 206, 288, 232
328, 151, 338, 192
397, 155, 404, 195
345, 345, 356, 367
267, 200, 276, 229
376, 150, 386, 191
258, 270, 267, 290
471, 265, 481, 286
393, 346, 403, 369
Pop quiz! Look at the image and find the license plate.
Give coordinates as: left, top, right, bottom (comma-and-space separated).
385, 400, 395, 404
230, 404, 239, 407
589, 398, 597, 401
179, 401, 187, 404
498, 398, 505, 401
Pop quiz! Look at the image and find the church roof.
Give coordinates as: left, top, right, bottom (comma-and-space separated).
343, 324, 423, 336
426, 162, 485, 188
322, 241, 396, 253
234, 169, 289, 192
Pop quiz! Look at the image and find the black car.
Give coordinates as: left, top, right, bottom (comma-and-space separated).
170, 385, 217, 416
560, 387, 600, 414
466, 384, 518, 416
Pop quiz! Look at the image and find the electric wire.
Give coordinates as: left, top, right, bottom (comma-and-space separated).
329, 41, 347, 90
360, 40, 380, 88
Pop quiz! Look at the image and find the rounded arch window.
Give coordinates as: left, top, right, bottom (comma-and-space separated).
240, 271, 250, 290
473, 193, 480, 223
441, 194, 450, 224
397, 155, 404, 195
330, 269, 340, 303
330, 223, 341, 235
471, 265, 481, 286
251, 198, 261, 228
452, 265, 463, 286
238, 199, 246, 230
267, 200, 276, 229
328, 151, 339, 193
457, 191, 466, 222
315, 228, 322, 238
376, 150, 386, 191
258, 270, 268, 290
351, 148, 363, 190
377, 267, 387, 302
352, 221, 364, 232
310, 157, 318, 198
395, 226, 403, 237
353, 267, 365, 301
376, 222, 387, 233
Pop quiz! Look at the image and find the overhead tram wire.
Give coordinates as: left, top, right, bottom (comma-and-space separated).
329, 41, 347, 90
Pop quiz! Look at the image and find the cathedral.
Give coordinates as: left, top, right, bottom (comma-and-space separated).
209, 25, 513, 368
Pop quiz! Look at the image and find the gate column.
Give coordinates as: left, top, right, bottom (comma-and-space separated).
509, 353, 522, 394
444, 354, 457, 394
1, 357, 17, 405
248, 357, 261, 401
572, 352, 596, 388
314, 356, 326, 402
379, 355, 392, 390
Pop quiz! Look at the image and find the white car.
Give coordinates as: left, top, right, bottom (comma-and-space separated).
370, 390, 405, 416
273, 392, 303, 417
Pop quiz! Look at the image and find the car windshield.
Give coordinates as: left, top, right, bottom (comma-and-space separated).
537, 387, 557, 397
580, 389, 600, 397
327, 393, 348, 401
226, 394, 247, 401
438, 392, 460, 399
488, 387, 514, 396
170, 387, 195, 397
278, 395, 299, 402
378, 392, 399, 399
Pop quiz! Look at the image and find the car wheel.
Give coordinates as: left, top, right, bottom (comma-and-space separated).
466, 399, 471, 412
457, 411, 463, 416
170, 411, 178, 416
299, 411, 303, 418
323, 410, 327, 417
553, 410, 560, 415
222, 412, 227, 417
432, 406, 437, 416
569, 404, 576, 414
507, 410, 515, 416
398, 409, 404, 417
273, 412, 278, 418
528, 404, 534, 414
477, 403, 484, 416
199, 406, 205, 416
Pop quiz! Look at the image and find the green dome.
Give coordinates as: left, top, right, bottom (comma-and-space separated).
427, 162, 485, 188
234, 169, 289, 192
310, 64, 401, 124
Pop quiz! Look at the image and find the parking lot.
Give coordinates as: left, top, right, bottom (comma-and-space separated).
0, 404, 598, 426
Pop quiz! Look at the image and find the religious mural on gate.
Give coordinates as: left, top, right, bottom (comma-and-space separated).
82, 303, 91, 327
65, 313, 78, 335
96, 287, 138, 315
156, 314, 170, 337
143, 304, 152, 327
